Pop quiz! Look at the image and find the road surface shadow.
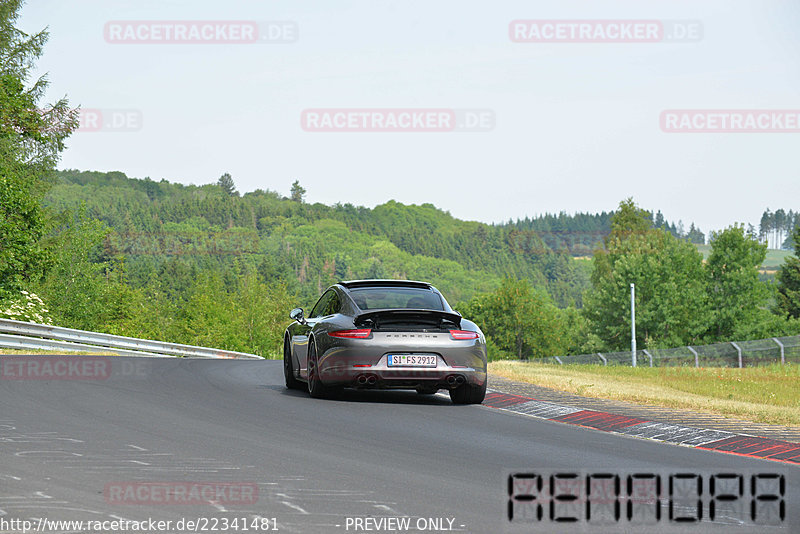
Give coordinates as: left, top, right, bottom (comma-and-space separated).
265, 384, 457, 405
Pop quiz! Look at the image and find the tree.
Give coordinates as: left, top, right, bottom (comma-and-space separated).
216, 172, 238, 196
0, 0, 78, 299
609, 198, 651, 239
774, 209, 786, 248
178, 269, 295, 357
459, 278, 568, 360
654, 210, 665, 229
35, 210, 142, 333
759, 209, 771, 247
686, 223, 705, 244
290, 180, 306, 203
783, 211, 797, 250
705, 225, 768, 340
584, 199, 708, 350
776, 225, 800, 319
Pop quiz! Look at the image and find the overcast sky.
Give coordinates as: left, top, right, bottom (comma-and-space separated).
19, 0, 800, 235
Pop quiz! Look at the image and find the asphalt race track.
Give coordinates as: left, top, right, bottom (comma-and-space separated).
0, 356, 797, 533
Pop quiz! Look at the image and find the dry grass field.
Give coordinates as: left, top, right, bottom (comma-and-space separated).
489, 361, 800, 426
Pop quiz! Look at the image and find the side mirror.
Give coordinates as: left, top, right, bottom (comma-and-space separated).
289, 308, 306, 324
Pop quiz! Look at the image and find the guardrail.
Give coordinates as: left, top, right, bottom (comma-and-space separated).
0, 318, 262, 359
542, 335, 800, 368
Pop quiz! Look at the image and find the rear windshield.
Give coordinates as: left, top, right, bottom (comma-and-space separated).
348, 287, 444, 311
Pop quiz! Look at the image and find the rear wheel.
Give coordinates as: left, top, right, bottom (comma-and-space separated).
284, 337, 303, 390
449, 381, 486, 404
306, 340, 331, 399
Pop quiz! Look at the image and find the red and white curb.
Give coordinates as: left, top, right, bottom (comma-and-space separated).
482, 390, 800, 465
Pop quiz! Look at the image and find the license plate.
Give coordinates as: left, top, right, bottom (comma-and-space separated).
387, 354, 437, 367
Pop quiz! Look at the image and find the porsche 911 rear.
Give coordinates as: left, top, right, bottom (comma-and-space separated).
285, 280, 488, 404
317, 309, 487, 403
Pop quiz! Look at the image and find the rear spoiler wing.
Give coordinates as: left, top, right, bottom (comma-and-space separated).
354, 309, 462, 329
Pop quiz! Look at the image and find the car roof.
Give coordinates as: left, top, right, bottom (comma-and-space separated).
338, 279, 434, 290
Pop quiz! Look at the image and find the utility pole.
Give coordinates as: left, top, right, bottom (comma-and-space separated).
631, 283, 637, 367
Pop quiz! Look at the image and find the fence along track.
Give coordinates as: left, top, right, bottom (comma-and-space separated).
542, 336, 799, 367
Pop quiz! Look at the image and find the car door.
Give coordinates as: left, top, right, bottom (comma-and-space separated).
295, 290, 334, 379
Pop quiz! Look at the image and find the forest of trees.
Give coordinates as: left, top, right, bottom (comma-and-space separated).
760, 208, 798, 249
505, 208, 705, 255
6, 170, 796, 359
2, 1, 799, 361
44, 169, 591, 309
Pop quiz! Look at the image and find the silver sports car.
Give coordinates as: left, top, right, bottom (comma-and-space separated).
283, 280, 487, 404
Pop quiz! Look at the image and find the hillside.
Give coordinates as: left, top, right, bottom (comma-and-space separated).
44, 170, 590, 307
14, 171, 796, 359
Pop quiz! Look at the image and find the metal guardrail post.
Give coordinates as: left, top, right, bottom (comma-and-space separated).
731, 341, 743, 368
643, 349, 653, 367
687, 346, 699, 368
597, 353, 607, 366
773, 338, 785, 365
630, 283, 637, 367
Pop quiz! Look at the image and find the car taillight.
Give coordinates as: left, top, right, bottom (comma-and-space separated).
449, 330, 479, 340
329, 329, 372, 339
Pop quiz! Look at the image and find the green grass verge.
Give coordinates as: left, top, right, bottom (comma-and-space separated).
489, 361, 800, 426
695, 244, 791, 270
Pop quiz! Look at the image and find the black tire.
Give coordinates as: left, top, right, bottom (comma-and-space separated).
284, 337, 303, 390
306, 340, 331, 399
449, 381, 486, 404
416, 387, 439, 395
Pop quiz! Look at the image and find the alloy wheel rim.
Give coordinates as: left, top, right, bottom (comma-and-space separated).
307, 348, 315, 393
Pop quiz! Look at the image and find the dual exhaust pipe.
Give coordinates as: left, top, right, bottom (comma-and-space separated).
446, 374, 465, 386
355, 373, 464, 387
356, 374, 378, 386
